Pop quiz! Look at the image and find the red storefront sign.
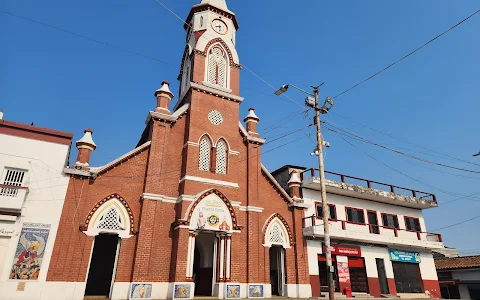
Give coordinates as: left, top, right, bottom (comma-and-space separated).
323, 244, 362, 257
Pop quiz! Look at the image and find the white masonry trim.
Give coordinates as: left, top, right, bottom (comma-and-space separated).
142, 193, 197, 203
179, 175, 239, 189
239, 205, 264, 213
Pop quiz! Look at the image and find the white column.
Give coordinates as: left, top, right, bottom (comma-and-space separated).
186, 231, 196, 279
219, 235, 225, 281
226, 235, 232, 281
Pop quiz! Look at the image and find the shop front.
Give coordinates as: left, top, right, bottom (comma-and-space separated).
389, 249, 424, 294
318, 244, 368, 294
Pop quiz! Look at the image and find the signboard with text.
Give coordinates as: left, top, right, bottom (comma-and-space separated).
324, 244, 362, 257
389, 249, 421, 263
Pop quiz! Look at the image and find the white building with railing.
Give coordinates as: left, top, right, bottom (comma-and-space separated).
0, 113, 73, 298
272, 165, 444, 299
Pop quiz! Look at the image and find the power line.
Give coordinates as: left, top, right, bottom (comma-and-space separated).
332, 8, 480, 99
332, 112, 480, 168
1, 7, 305, 133
336, 135, 480, 204
0, 9, 176, 67
323, 123, 480, 175
432, 215, 480, 231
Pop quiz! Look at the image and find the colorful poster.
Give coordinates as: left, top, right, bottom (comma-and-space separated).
191, 195, 232, 232
337, 259, 351, 283
9, 223, 51, 280
389, 249, 421, 263
248, 285, 264, 298
226, 284, 241, 299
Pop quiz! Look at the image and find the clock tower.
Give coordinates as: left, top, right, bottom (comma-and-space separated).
177, 0, 240, 102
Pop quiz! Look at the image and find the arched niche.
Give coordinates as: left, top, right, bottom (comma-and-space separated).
262, 214, 293, 248
82, 193, 134, 239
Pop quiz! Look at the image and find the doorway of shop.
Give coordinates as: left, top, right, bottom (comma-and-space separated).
193, 233, 215, 296
269, 246, 285, 296
84, 234, 120, 298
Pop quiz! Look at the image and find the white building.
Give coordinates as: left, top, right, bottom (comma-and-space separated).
272, 165, 444, 299
0, 114, 73, 299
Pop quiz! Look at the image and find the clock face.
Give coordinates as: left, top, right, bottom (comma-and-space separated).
211, 19, 228, 35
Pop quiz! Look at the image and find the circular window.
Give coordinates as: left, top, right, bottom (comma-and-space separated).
208, 110, 224, 125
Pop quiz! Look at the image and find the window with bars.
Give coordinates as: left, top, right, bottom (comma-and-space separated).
207, 46, 227, 88
199, 136, 212, 171
382, 213, 399, 229
0, 168, 26, 197
215, 139, 228, 174
405, 217, 421, 232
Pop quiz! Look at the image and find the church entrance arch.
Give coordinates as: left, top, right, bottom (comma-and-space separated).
185, 190, 236, 297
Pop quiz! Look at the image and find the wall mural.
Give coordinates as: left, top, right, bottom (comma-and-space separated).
226, 284, 241, 299
9, 223, 51, 280
248, 284, 264, 298
190, 195, 232, 232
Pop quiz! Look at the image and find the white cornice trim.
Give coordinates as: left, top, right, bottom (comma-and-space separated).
146, 103, 190, 124
230, 200, 241, 207
180, 175, 239, 189
142, 193, 177, 203
202, 81, 232, 94
142, 193, 197, 203
229, 150, 240, 156
239, 205, 264, 213
184, 141, 199, 148
191, 82, 243, 102
245, 135, 266, 144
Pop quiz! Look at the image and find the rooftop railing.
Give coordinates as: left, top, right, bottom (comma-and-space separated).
300, 168, 436, 202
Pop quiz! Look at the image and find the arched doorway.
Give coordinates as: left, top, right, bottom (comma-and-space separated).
185, 189, 237, 297
81, 195, 134, 298
263, 214, 293, 297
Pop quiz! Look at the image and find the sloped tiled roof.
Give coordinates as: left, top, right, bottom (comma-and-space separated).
435, 255, 480, 270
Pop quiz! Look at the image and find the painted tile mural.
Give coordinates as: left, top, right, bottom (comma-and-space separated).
9, 223, 51, 280
174, 284, 191, 299
248, 284, 264, 298
130, 283, 152, 299
226, 284, 241, 299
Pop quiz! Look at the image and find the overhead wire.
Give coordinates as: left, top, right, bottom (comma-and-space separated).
323, 122, 480, 175
332, 112, 480, 168
332, 8, 480, 99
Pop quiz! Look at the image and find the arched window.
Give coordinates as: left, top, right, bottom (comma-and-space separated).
215, 139, 228, 174
199, 136, 211, 171
207, 46, 227, 88
97, 206, 123, 230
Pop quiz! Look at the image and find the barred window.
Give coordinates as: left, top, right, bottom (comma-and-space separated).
215, 139, 228, 174
199, 136, 211, 171
0, 168, 26, 197
207, 46, 227, 88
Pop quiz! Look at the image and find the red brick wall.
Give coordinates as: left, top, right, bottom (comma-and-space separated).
47, 148, 150, 282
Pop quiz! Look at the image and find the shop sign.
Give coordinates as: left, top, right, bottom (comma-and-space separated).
325, 244, 362, 257
389, 249, 421, 263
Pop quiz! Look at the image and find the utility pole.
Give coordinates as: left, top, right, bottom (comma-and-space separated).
274, 84, 334, 300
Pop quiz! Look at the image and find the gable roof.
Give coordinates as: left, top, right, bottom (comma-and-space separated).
435, 255, 480, 270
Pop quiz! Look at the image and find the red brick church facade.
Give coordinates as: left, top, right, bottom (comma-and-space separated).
45, 1, 311, 299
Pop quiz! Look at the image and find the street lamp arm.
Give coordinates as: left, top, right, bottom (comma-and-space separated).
274, 84, 313, 96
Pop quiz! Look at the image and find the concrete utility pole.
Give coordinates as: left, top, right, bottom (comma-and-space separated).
274, 84, 334, 300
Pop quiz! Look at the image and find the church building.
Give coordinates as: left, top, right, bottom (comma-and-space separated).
43, 1, 311, 299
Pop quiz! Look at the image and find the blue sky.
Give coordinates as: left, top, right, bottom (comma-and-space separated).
1, 0, 480, 254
